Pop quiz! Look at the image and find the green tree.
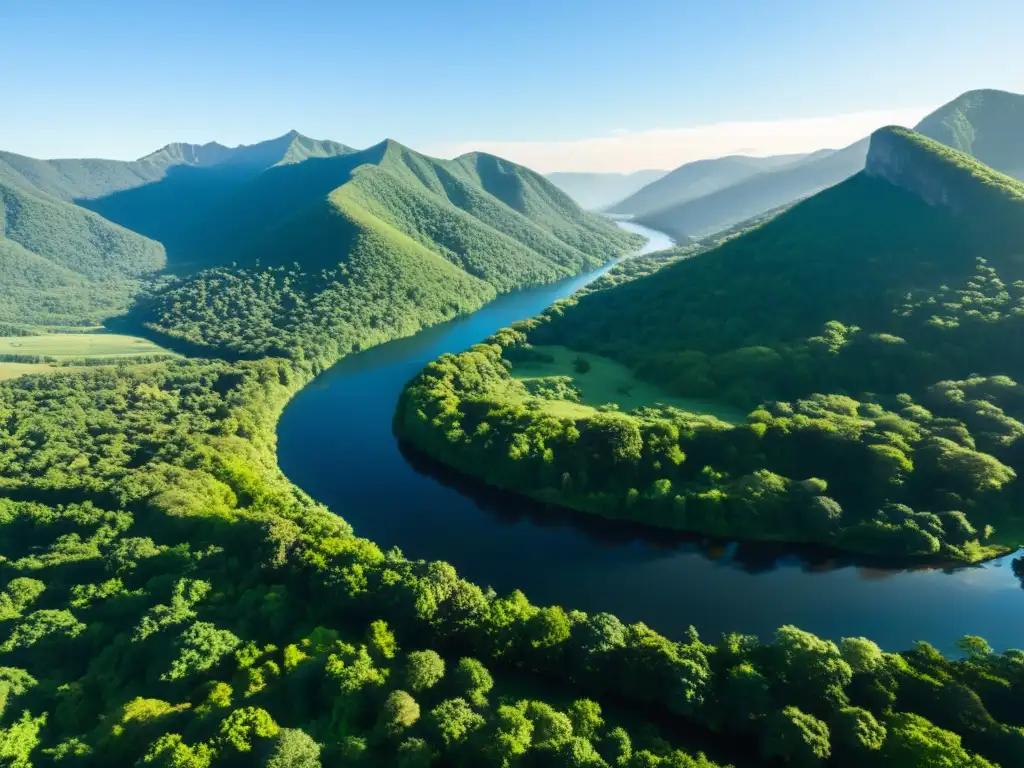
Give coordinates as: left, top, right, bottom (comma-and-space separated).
761, 707, 831, 767
377, 691, 420, 738
259, 728, 321, 768
404, 650, 445, 692
452, 658, 493, 707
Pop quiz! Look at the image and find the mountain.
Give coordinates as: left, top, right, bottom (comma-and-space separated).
546, 169, 667, 210
632, 88, 1024, 242
0, 131, 355, 203
915, 88, 1024, 179
607, 153, 809, 219
131, 139, 643, 362
634, 139, 868, 240
0, 179, 165, 325
0, 132, 357, 263
396, 126, 1024, 565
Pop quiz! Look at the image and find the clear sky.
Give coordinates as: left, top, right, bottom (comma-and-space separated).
2, 0, 1022, 172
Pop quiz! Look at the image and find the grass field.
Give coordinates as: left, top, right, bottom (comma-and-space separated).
0, 332, 173, 360
0, 363, 67, 381
511, 344, 745, 423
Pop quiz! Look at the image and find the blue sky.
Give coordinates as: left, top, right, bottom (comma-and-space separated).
2, 0, 1022, 171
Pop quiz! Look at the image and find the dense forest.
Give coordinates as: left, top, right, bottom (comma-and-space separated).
395, 127, 1024, 563
0, 355, 1020, 767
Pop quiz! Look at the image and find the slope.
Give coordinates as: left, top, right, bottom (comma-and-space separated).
0, 180, 165, 325
134, 139, 643, 363
915, 88, 1024, 179
396, 127, 1024, 562
634, 139, 868, 240
607, 153, 810, 218
546, 169, 667, 210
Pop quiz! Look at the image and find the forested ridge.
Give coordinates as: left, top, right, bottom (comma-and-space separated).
127, 140, 642, 363
396, 127, 1024, 565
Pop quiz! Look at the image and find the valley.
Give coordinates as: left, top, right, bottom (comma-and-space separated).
0, 76, 1023, 767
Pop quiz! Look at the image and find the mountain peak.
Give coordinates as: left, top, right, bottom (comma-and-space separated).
866, 126, 1024, 217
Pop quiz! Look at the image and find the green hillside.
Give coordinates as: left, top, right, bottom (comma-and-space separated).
132, 140, 642, 363
608, 153, 809, 219
635, 140, 868, 240
0, 181, 165, 325
546, 169, 667, 210
396, 127, 1024, 563
915, 88, 1024, 179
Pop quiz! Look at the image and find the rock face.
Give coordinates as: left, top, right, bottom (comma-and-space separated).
864, 127, 962, 213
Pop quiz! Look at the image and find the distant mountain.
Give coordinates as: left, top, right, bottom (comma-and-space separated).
633, 88, 1024, 242
545, 170, 667, 210
635, 139, 868, 240
914, 88, 1024, 179
0, 131, 355, 203
130, 139, 642, 361
607, 153, 809, 218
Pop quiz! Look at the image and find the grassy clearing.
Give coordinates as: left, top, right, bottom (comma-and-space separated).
0, 363, 67, 380
0, 332, 174, 359
511, 344, 746, 423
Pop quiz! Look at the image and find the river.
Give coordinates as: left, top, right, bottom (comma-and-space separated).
278, 221, 1024, 655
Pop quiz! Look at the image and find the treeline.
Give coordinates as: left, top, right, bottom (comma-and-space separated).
0, 358, 1017, 767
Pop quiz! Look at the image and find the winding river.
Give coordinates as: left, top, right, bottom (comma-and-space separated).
278, 222, 1024, 655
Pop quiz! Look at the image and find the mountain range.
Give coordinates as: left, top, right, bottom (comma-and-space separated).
606, 88, 1024, 242
0, 132, 638, 333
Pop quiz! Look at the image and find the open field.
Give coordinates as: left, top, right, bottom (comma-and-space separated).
511, 344, 746, 423
0, 362, 68, 380
0, 332, 174, 359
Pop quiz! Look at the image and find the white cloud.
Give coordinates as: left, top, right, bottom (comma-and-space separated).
427, 107, 931, 173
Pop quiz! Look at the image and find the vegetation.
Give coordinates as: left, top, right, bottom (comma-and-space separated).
608, 154, 808, 220
914, 89, 1024, 180
546, 170, 668, 211
0, 181, 165, 326
0, 355, 1018, 767
396, 128, 1024, 562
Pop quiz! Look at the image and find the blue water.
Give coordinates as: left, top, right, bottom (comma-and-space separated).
277, 222, 1024, 655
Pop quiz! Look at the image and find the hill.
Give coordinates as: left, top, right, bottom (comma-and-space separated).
608, 153, 809, 219
129, 139, 643, 362
396, 126, 1024, 564
915, 88, 1024, 179
546, 169, 667, 210
0, 180, 165, 325
634, 140, 868, 240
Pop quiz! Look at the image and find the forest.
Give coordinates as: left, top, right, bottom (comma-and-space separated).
395, 128, 1024, 562
0, 356, 1020, 767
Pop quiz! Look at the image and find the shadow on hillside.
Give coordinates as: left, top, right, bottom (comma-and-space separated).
77, 146, 386, 270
